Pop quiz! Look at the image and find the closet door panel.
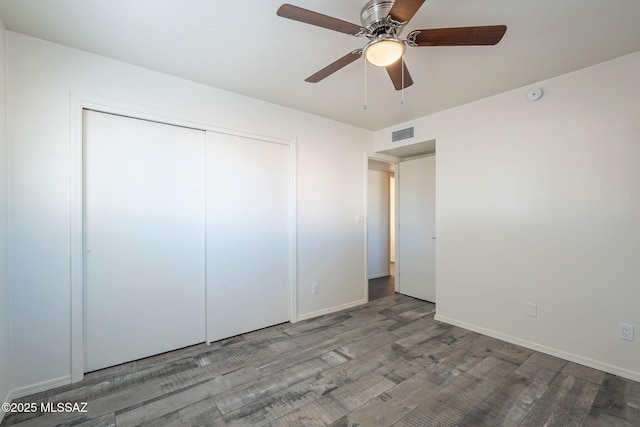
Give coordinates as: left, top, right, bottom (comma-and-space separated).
206, 132, 290, 342
84, 110, 205, 372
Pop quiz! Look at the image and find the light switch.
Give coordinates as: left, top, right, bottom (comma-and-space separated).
527, 303, 537, 318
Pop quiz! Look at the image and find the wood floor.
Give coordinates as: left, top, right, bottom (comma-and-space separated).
2, 294, 639, 426
368, 263, 395, 301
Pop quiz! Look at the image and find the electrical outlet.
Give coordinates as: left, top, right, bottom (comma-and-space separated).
312, 282, 319, 295
620, 323, 634, 341
527, 303, 537, 318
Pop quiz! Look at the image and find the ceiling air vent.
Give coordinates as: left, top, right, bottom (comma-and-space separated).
391, 126, 415, 143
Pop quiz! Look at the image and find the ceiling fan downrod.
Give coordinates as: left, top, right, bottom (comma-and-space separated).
360, 0, 408, 39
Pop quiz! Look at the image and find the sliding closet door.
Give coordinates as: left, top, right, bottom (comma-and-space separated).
206, 132, 290, 342
84, 110, 205, 372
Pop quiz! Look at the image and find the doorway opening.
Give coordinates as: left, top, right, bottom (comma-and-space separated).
367, 159, 396, 301
366, 139, 437, 304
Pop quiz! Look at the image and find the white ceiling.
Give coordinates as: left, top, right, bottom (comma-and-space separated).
0, 0, 639, 131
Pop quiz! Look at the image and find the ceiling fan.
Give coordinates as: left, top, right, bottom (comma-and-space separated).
277, 0, 507, 90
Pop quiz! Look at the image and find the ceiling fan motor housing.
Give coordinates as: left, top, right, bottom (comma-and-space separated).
361, 0, 397, 35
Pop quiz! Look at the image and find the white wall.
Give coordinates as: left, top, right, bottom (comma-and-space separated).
6, 32, 371, 394
0, 18, 10, 415
367, 169, 390, 279
374, 51, 640, 381
389, 176, 396, 262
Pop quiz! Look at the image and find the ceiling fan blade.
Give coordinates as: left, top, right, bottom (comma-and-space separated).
277, 4, 363, 36
305, 50, 362, 83
386, 59, 414, 90
411, 25, 507, 46
388, 0, 426, 23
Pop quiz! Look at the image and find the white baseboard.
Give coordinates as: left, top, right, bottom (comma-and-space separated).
8, 375, 72, 400
368, 272, 390, 280
296, 298, 367, 322
435, 314, 640, 383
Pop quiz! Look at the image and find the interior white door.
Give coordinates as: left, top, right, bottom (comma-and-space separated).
84, 110, 206, 372
398, 155, 436, 302
206, 132, 290, 342
367, 169, 390, 279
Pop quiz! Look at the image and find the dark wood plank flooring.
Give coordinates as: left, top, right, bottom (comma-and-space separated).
369, 263, 395, 301
2, 294, 639, 426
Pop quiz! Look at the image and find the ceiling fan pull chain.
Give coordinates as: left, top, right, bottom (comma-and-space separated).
363, 58, 368, 110
400, 54, 406, 105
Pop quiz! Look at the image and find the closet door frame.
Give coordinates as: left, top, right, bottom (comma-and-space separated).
70, 93, 297, 383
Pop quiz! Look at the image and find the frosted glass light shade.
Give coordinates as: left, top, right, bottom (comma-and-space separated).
364, 38, 405, 67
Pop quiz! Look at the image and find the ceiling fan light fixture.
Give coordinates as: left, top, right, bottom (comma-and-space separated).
363, 38, 405, 67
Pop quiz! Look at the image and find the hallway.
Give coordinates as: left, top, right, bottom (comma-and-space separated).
368, 262, 395, 301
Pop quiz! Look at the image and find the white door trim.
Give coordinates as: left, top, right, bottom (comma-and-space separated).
70, 92, 297, 382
